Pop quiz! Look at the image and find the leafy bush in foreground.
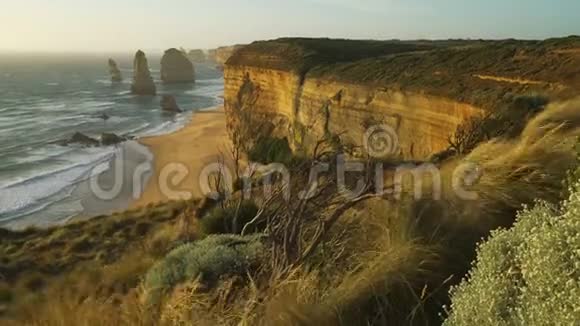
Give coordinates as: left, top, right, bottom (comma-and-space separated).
143, 234, 265, 305
444, 178, 580, 325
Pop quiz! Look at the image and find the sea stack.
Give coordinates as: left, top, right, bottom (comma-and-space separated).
108, 58, 123, 82
188, 49, 206, 62
161, 95, 183, 113
160, 48, 195, 83
131, 50, 156, 95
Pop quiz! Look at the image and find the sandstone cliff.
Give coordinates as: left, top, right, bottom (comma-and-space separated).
108, 58, 123, 82
161, 48, 195, 83
209, 44, 246, 66
131, 50, 156, 95
224, 37, 580, 160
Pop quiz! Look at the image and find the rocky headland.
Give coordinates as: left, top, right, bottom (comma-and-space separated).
131, 50, 156, 95
161, 48, 195, 83
209, 44, 246, 66
224, 37, 580, 160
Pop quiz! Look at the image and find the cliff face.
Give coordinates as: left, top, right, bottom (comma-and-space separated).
161, 48, 195, 83
224, 37, 580, 160
225, 67, 481, 159
131, 50, 156, 95
210, 45, 246, 66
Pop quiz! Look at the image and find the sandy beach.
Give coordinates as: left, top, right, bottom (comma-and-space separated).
129, 107, 231, 208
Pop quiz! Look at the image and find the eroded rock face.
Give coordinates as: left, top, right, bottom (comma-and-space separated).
131, 50, 156, 95
161, 95, 183, 113
224, 38, 580, 160
210, 45, 245, 66
225, 67, 482, 160
161, 48, 195, 83
108, 58, 123, 82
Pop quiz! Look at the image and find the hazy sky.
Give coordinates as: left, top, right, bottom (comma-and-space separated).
0, 0, 578, 53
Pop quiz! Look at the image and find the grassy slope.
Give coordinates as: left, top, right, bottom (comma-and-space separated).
2, 37, 580, 324
0, 200, 195, 318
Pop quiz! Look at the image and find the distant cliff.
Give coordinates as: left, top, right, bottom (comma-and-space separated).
224, 37, 580, 160
209, 44, 246, 66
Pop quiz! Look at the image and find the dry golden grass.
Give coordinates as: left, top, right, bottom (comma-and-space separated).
4, 97, 580, 325
0, 200, 201, 321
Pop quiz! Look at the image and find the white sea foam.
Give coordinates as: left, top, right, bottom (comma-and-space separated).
137, 113, 192, 137
0, 148, 116, 217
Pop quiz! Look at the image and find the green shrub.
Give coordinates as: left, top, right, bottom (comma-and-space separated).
248, 136, 294, 165
200, 200, 259, 235
444, 178, 580, 325
143, 234, 265, 305
0, 286, 13, 303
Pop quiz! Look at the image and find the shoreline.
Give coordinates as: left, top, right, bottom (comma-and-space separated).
1, 106, 228, 230
129, 106, 230, 209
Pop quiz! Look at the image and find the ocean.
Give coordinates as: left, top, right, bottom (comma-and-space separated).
0, 53, 223, 229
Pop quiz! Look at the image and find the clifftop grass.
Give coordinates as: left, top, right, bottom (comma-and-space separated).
0, 200, 195, 317
226, 36, 580, 112
226, 37, 438, 74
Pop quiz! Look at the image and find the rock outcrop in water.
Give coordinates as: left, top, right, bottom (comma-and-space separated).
61, 132, 100, 147
161, 95, 182, 113
131, 50, 156, 95
108, 58, 123, 82
188, 49, 206, 62
101, 133, 127, 146
161, 48, 195, 83
58, 132, 129, 147
224, 38, 580, 160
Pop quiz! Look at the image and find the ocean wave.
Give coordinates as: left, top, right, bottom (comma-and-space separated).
95, 79, 111, 85
7, 145, 75, 166
137, 113, 192, 137
0, 186, 75, 224
0, 148, 116, 217
124, 122, 151, 135
34, 102, 67, 111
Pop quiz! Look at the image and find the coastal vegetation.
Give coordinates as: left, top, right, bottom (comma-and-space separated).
1, 37, 580, 325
